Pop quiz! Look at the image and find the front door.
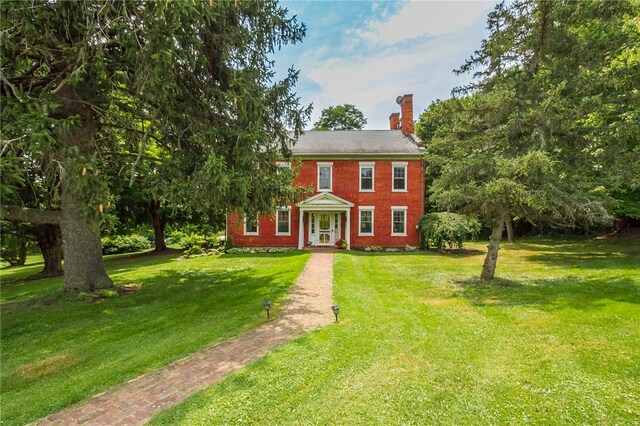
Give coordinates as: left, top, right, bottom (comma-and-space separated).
317, 213, 333, 246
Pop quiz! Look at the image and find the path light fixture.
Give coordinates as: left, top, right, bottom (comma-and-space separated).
331, 305, 340, 323
263, 300, 271, 320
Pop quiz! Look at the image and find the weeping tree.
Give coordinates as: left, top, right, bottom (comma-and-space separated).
1, 1, 310, 291
425, 0, 639, 280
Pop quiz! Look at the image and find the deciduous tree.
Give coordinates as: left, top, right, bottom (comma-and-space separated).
313, 104, 367, 130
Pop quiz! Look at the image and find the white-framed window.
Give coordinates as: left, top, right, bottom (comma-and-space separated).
275, 161, 291, 168
391, 206, 407, 236
358, 206, 375, 236
392, 162, 407, 192
317, 162, 333, 191
359, 162, 375, 192
244, 214, 259, 236
276, 207, 291, 236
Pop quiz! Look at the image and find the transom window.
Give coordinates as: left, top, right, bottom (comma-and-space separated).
392, 162, 407, 192
244, 214, 259, 236
276, 208, 291, 235
359, 162, 375, 192
391, 207, 407, 236
318, 162, 333, 191
358, 207, 374, 236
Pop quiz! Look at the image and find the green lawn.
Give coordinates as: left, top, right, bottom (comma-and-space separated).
151, 237, 640, 425
0, 250, 311, 426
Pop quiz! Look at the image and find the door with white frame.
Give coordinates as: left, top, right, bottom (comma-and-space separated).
311, 212, 340, 246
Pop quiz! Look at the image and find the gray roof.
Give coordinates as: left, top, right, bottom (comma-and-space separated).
291, 130, 423, 156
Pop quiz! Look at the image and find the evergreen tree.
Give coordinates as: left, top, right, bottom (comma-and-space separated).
424, 0, 639, 279
1, 1, 311, 291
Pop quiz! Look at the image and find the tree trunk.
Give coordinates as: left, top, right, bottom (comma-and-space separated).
59, 188, 113, 291
615, 214, 629, 233
505, 216, 515, 243
481, 217, 505, 281
56, 84, 113, 292
34, 224, 63, 276
148, 199, 167, 251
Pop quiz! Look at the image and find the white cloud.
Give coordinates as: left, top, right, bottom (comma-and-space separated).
300, 32, 475, 129
276, 0, 497, 129
356, 1, 493, 46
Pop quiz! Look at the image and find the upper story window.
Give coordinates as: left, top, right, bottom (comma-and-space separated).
317, 162, 333, 191
276, 207, 291, 235
359, 162, 375, 192
392, 162, 407, 192
391, 206, 407, 236
244, 214, 259, 236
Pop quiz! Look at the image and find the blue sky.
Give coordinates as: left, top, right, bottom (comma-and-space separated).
272, 0, 497, 130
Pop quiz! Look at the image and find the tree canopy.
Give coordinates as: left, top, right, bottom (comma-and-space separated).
1, 0, 310, 291
420, 0, 639, 279
313, 104, 367, 130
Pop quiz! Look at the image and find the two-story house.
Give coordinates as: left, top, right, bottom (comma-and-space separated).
226, 94, 424, 249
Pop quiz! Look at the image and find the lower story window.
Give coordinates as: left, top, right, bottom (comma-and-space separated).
391, 207, 407, 236
244, 214, 259, 235
277, 209, 290, 235
359, 209, 374, 235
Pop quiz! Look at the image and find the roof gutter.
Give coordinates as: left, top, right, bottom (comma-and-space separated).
293, 152, 424, 160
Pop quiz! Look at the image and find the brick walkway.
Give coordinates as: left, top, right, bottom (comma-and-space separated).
37, 253, 334, 426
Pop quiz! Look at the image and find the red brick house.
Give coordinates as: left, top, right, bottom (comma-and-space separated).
226, 95, 425, 249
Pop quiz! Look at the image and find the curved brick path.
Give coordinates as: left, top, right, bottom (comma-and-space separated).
37, 253, 334, 426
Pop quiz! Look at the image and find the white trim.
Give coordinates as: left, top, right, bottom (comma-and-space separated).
358, 207, 375, 236
275, 161, 291, 168
392, 162, 408, 192
243, 214, 259, 236
317, 162, 333, 192
296, 153, 423, 159
296, 192, 354, 210
359, 162, 375, 192
391, 206, 407, 236
275, 208, 291, 236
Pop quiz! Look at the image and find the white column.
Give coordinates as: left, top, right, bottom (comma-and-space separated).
345, 209, 351, 250
298, 209, 304, 249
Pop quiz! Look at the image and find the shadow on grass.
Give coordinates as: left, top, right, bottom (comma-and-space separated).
525, 251, 638, 270
454, 275, 640, 311
344, 249, 483, 258
1, 254, 310, 425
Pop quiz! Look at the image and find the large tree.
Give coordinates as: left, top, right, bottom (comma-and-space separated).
313, 104, 367, 130
424, 0, 639, 280
1, 1, 310, 291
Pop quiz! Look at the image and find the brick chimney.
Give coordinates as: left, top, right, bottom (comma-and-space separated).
389, 112, 400, 130
400, 94, 414, 136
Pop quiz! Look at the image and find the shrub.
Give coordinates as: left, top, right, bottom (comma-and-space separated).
335, 239, 348, 250
184, 245, 204, 257
223, 236, 233, 252
225, 247, 295, 254
405, 245, 417, 252
385, 247, 399, 252
418, 213, 480, 250
102, 234, 153, 255
364, 245, 383, 252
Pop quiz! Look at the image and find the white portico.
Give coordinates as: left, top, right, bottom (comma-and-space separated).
296, 193, 354, 249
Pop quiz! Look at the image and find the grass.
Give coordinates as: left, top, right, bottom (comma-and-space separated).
150, 237, 640, 425
0, 250, 311, 425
